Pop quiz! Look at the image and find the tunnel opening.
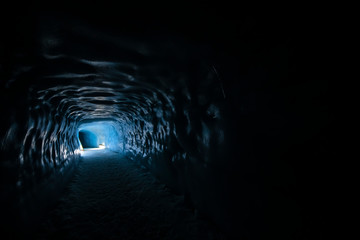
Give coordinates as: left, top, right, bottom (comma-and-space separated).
77, 120, 124, 152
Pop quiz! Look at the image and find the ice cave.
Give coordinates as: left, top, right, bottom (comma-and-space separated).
0, 5, 329, 240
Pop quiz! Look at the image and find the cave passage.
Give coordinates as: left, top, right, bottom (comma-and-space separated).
78, 121, 122, 150
35, 149, 225, 239
0, 9, 329, 240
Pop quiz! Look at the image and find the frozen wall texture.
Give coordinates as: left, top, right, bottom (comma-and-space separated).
0, 9, 329, 240
79, 130, 99, 148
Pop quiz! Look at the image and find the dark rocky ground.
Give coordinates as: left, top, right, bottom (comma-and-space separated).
33, 149, 227, 240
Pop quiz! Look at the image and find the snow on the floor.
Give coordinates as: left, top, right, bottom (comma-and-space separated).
34, 149, 226, 240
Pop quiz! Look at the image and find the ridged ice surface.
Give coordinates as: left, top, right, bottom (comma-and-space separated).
0, 17, 227, 237
1, 13, 328, 239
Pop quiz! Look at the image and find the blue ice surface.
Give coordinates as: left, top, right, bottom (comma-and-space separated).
77, 121, 124, 152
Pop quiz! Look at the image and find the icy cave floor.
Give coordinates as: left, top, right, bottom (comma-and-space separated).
33, 149, 226, 240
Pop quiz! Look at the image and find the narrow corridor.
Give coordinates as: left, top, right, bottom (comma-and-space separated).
1, 10, 328, 239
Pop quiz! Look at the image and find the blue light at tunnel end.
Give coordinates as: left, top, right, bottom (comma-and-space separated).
77, 121, 122, 152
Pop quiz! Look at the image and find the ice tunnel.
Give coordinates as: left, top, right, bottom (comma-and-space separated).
0, 8, 329, 240
77, 121, 123, 151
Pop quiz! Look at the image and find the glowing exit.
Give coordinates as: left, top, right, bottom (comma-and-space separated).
77, 121, 122, 151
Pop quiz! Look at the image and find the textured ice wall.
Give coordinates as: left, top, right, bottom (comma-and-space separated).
0, 79, 82, 233
0, 18, 228, 234
79, 130, 99, 148
0, 14, 329, 239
